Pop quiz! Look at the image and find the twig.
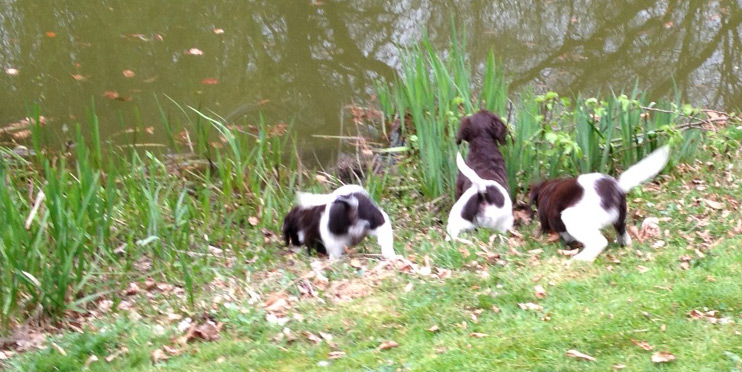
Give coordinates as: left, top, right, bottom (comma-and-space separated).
24, 190, 45, 230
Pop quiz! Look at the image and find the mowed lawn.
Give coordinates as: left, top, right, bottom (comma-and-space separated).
8, 148, 742, 372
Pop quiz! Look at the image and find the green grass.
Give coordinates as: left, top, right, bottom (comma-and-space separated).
5, 128, 742, 371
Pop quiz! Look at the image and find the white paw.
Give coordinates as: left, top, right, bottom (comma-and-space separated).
571, 253, 597, 262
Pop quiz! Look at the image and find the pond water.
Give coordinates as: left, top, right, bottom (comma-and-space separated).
1, 0, 740, 159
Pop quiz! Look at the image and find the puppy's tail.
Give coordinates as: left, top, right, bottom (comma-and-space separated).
617, 145, 670, 193
456, 152, 487, 193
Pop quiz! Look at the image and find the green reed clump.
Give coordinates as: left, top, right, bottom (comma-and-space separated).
375, 30, 702, 201
375, 30, 508, 199
0, 101, 299, 330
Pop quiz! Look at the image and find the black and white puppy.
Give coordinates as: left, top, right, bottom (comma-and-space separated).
529, 146, 670, 261
282, 185, 395, 259
446, 110, 513, 242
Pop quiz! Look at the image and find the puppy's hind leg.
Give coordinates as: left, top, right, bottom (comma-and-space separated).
562, 211, 608, 262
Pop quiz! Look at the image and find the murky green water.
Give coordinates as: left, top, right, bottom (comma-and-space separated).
1, 0, 741, 157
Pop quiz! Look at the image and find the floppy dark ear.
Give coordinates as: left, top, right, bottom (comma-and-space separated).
456, 117, 471, 145
491, 116, 508, 145
528, 183, 542, 208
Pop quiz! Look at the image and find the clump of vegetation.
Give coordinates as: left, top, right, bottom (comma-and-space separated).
375, 33, 705, 200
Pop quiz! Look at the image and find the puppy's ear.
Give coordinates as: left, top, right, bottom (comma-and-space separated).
528, 182, 542, 208
491, 115, 508, 145
456, 117, 471, 145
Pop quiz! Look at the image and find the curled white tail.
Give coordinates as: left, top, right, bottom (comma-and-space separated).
618, 145, 671, 193
456, 152, 487, 193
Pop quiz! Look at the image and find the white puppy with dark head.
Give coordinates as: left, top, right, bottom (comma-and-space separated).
282, 185, 395, 259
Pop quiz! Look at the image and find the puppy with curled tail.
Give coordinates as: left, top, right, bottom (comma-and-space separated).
530, 146, 671, 262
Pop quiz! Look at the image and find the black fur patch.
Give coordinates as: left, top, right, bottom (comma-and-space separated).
460, 194, 480, 222
281, 205, 326, 255
328, 199, 355, 235
354, 193, 385, 229
595, 177, 627, 236
484, 185, 505, 208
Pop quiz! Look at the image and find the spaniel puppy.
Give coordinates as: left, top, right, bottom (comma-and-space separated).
282, 185, 395, 259
529, 146, 670, 261
446, 110, 513, 242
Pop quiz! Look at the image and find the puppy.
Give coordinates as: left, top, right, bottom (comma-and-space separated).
282, 185, 395, 259
446, 110, 513, 241
529, 146, 670, 261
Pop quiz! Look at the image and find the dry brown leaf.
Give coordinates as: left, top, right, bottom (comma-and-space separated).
428, 325, 439, 332
518, 302, 543, 311
377, 340, 399, 351
213, 28, 225, 34
151, 348, 169, 363
534, 285, 546, 299
319, 332, 337, 348
491, 305, 501, 314
613, 364, 627, 370
248, 216, 259, 226
704, 199, 724, 210
651, 351, 676, 363
631, 339, 654, 351
71, 74, 87, 81
304, 331, 322, 344
50, 342, 67, 356
470, 332, 488, 338
565, 349, 596, 361
637, 265, 650, 274
83, 354, 99, 368
404, 282, 414, 293
122, 70, 135, 78
185, 48, 203, 56
328, 351, 346, 359
558, 248, 579, 257
201, 78, 218, 85
105, 346, 129, 362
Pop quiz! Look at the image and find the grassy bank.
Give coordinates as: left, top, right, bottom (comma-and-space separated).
2, 31, 742, 371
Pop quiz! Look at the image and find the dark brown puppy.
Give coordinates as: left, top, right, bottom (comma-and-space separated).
455, 109, 509, 199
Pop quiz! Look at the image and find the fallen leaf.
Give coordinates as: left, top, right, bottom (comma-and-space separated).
328, 351, 345, 359
50, 342, 67, 356
470, 332, 488, 338
558, 248, 579, 256
5, 68, 19, 75
151, 348, 169, 363
248, 216, 260, 226
304, 331, 322, 344
688, 309, 704, 319
71, 74, 87, 81
122, 70, 135, 78
404, 282, 414, 293
428, 325, 439, 332
651, 351, 676, 363
565, 349, 596, 361
377, 340, 399, 351
534, 285, 546, 299
704, 199, 723, 210
613, 364, 627, 370
491, 305, 501, 314
518, 302, 543, 311
185, 48, 203, 56
201, 78, 218, 85
319, 332, 337, 348
104, 346, 129, 362
213, 28, 224, 34
637, 265, 650, 273
631, 339, 654, 351
84, 354, 99, 368
45, 31, 56, 38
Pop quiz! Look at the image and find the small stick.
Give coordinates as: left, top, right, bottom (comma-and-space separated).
24, 190, 45, 230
